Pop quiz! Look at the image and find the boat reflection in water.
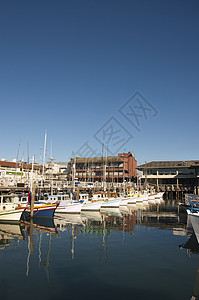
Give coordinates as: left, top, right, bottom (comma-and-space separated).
0, 199, 197, 300
20, 217, 58, 278
0, 222, 25, 249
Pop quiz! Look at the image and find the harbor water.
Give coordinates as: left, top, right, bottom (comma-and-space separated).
0, 200, 198, 300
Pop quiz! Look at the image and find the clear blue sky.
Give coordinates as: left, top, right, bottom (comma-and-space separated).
0, 0, 199, 166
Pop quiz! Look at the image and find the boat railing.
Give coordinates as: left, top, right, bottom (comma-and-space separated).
189, 200, 199, 213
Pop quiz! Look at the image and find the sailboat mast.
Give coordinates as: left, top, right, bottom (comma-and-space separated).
42, 131, 47, 183
27, 141, 29, 182
30, 155, 35, 193
20, 156, 23, 183
50, 140, 53, 195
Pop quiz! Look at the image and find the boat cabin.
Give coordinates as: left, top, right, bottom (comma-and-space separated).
47, 194, 70, 203
78, 194, 89, 202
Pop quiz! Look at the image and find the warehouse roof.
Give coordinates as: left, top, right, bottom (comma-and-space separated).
137, 160, 199, 169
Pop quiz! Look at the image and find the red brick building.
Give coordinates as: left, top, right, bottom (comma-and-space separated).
69, 152, 137, 183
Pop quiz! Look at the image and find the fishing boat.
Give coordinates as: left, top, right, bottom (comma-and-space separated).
119, 198, 130, 206
55, 201, 84, 214
81, 200, 104, 212
119, 196, 133, 210
81, 193, 109, 212
128, 193, 147, 205
55, 193, 89, 214
14, 194, 29, 207
0, 195, 25, 223
44, 194, 71, 204
22, 203, 58, 219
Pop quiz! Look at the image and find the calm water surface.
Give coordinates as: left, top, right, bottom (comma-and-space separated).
0, 200, 198, 300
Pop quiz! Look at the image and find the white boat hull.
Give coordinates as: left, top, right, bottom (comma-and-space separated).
100, 198, 121, 208
0, 207, 24, 223
119, 198, 130, 207
187, 209, 199, 243
55, 202, 84, 214
127, 197, 137, 204
81, 201, 104, 211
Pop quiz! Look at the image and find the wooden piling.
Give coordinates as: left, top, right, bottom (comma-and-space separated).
76, 186, 79, 201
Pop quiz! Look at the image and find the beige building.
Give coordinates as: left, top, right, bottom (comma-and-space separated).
137, 160, 199, 191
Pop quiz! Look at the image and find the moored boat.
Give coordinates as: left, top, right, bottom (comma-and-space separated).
22, 203, 57, 219
81, 200, 104, 212
55, 202, 84, 214
119, 197, 131, 207
0, 195, 25, 223
186, 198, 199, 242
100, 197, 122, 209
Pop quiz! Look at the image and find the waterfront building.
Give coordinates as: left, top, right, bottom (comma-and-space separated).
137, 160, 199, 192
0, 158, 43, 186
45, 160, 68, 181
68, 152, 137, 183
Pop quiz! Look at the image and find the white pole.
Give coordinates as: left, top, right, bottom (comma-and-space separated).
73, 158, 76, 193
30, 155, 35, 193
42, 131, 47, 183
